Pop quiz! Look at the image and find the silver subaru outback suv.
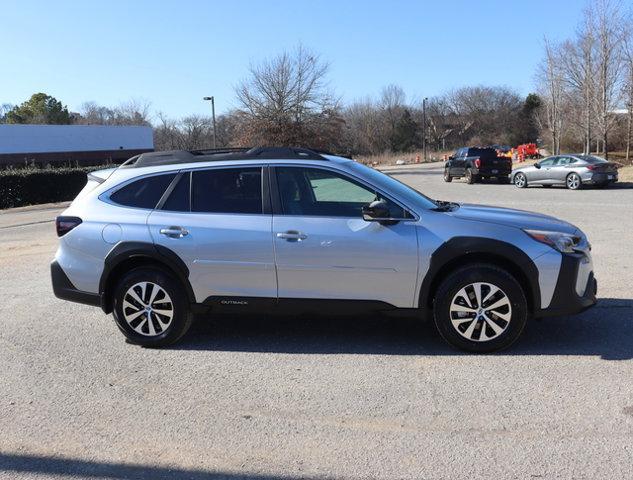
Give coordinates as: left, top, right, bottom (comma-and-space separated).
51, 147, 597, 352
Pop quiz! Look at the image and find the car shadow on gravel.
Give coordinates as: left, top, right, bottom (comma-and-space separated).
0, 452, 315, 480
175, 298, 633, 360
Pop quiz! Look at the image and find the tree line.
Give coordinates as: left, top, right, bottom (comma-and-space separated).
537, 0, 633, 159
2, 0, 633, 161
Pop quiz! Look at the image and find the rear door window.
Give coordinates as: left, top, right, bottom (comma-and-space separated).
110, 173, 177, 209
192, 167, 263, 214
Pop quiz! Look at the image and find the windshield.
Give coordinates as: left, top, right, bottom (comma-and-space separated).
576, 155, 607, 164
347, 161, 438, 210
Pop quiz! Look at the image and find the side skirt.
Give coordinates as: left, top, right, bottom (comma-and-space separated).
199, 296, 406, 316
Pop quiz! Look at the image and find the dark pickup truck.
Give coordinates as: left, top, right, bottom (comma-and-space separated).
444, 147, 513, 184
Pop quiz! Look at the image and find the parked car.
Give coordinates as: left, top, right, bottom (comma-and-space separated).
51, 147, 597, 353
511, 154, 619, 190
444, 147, 512, 184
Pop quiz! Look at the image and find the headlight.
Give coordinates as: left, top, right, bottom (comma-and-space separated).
524, 229, 581, 253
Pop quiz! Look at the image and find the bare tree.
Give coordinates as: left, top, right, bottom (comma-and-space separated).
623, 24, 633, 163
234, 45, 341, 147
591, 0, 625, 159
560, 12, 595, 154
537, 38, 566, 154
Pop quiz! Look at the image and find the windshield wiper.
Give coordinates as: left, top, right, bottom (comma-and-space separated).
433, 200, 459, 212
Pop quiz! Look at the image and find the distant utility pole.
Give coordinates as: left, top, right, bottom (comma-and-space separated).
422, 97, 428, 161
203, 96, 217, 148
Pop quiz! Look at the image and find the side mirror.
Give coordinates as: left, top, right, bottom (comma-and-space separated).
534, 163, 541, 169
448, 156, 455, 160
362, 200, 394, 224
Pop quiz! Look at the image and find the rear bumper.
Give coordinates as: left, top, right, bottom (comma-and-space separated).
472, 167, 512, 176
51, 260, 102, 308
588, 172, 618, 184
536, 252, 597, 318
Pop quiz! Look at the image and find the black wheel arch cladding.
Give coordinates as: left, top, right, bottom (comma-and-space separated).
100, 241, 196, 313
419, 237, 541, 313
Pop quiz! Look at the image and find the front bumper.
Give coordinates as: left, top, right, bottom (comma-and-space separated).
536, 252, 597, 318
51, 260, 102, 308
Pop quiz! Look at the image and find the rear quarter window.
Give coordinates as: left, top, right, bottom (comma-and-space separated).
109, 173, 176, 209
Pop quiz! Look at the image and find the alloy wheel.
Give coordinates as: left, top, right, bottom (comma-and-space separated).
567, 173, 581, 190
122, 282, 174, 336
514, 173, 526, 188
449, 282, 512, 342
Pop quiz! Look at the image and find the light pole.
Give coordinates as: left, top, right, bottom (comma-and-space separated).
422, 97, 428, 162
203, 96, 217, 149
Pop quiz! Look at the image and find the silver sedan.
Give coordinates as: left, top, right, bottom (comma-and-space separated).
511, 154, 619, 190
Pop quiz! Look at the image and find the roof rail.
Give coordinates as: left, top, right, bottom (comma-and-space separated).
120, 146, 330, 168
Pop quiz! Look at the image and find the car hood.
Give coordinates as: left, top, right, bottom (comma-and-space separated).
449, 203, 578, 234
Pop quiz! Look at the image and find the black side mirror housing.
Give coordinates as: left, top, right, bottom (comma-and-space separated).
362, 200, 397, 225
534, 163, 541, 169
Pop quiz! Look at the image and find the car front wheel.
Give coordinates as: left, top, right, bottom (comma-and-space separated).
112, 267, 193, 347
433, 264, 528, 353
443, 168, 453, 182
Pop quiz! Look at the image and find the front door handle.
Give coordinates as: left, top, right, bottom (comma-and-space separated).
276, 230, 307, 241
160, 226, 189, 238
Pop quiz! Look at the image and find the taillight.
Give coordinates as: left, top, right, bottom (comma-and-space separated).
56, 216, 82, 237
474, 158, 481, 168
586, 165, 596, 171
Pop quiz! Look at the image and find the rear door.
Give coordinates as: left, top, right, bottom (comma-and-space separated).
270, 165, 419, 308
148, 166, 277, 302
551, 156, 575, 184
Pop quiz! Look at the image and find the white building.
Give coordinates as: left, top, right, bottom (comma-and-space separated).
0, 124, 154, 166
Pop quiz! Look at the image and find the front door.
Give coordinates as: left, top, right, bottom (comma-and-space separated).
148, 166, 277, 302
533, 156, 557, 183
271, 165, 419, 308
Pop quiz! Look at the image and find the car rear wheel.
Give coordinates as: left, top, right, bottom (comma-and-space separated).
513, 172, 527, 188
443, 168, 452, 182
465, 168, 477, 184
112, 267, 193, 347
566, 172, 582, 190
433, 264, 528, 353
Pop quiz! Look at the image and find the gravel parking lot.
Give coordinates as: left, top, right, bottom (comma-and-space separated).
1, 162, 632, 479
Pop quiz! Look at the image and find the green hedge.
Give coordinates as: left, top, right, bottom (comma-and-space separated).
0, 167, 96, 209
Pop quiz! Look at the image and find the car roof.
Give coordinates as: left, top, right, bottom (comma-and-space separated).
121, 147, 349, 169
102, 149, 355, 186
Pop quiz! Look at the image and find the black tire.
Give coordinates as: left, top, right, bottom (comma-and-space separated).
433, 264, 528, 353
513, 172, 527, 188
443, 168, 453, 182
566, 172, 582, 190
465, 168, 477, 184
112, 267, 193, 347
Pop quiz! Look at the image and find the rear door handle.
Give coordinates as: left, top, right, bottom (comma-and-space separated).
276, 230, 307, 241
159, 226, 189, 238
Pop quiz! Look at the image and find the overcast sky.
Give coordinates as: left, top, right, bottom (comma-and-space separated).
1, 0, 586, 119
